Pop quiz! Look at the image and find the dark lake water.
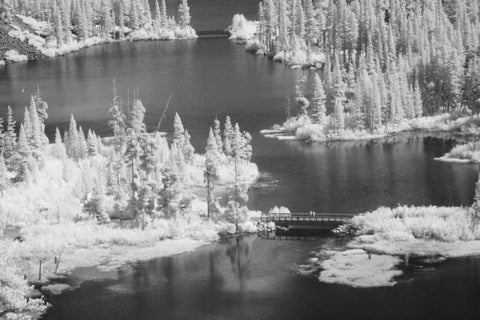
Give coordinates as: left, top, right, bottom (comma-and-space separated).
0, 40, 477, 213
1, 1, 480, 318
45, 235, 480, 320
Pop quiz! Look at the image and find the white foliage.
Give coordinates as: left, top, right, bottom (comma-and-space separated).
4, 49, 28, 62
319, 249, 402, 287
228, 14, 258, 40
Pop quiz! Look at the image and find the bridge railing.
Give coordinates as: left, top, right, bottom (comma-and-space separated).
260, 212, 352, 223
196, 30, 231, 36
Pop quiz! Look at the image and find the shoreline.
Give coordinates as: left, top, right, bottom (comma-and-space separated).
261, 114, 480, 164
3, 221, 263, 319
261, 127, 463, 143
0, 34, 199, 65
315, 205, 480, 288
1, 12, 198, 65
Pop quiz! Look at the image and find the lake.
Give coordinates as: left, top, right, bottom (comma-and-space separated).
1, 1, 479, 318
45, 235, 480, 320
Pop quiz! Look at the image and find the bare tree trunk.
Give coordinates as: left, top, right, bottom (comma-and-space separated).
234, 156, 238, 203
206, 173, 211, 219
54, 254, 62, 273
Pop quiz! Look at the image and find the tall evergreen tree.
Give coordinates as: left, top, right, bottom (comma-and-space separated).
0, 153, 8, 196
172, 112, 185, 144
177, 0, 191, 28
311, 73, 327, 124
204, 128, 220, 219
87, 129, 99, 156
66, 114, 79, 159
52, 127, 67, 159
14, 124, 32, 183
212, 118, 223, 153
4, 106, 16, 159
223, 116, 234, 157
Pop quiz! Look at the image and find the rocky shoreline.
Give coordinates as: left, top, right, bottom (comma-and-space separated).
0, 23, 45, 63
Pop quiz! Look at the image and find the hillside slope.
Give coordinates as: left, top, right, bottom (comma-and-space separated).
0, 20, 45, 62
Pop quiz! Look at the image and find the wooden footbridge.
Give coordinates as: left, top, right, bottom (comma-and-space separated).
260, 213, 353, 231
197, 29, 231, 38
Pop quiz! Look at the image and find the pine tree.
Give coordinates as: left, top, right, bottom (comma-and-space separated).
370, 74, 383, 130
296, 1, 306, 40
332, 97, 345, 132
52, 127, 67, 159
230, 123, 252, 162
28, 100, 43, 150
4, 106, 16, 159
471, 173, 480, 230
60, 0, 72, 43
130, 0, 140, 30
109, 96, 127, 152
92, 182, 110, 224
277, 0, 288, 51
52, 0, 65, 47
204, 128, 220, 219
118, 1, 126, 39
205, 127, 217, 154
157, 162, 180, 218
87, 129, 99, 156
304, 0, 318, 44
125, 99, 147, 198
129, 99, 146, 136
330, 55, 345, 111
101, 0, 114, 37
153, 0, 162, 30
77, 126, 88, 159
413, 79, 423, 117
15, 124, 32, 183
0, 117, 5, 155
389, 71, 405, 124
229, 123, 249, 210
212, 117, 223, 153
173, 112, 185, 144
223, 116, 234, 157
351, 80, 365, 130
160, 0, 167, 28
66, 114, 79, 159
140, 134, 160, 181
181, 129, 195, 162
22, 107, 32, 142
78, 0, 91, 40
0, 153, 8, 196
177, 0, 191, 28
142, 0, 152, 29
264, 0, 277, 53
311, 73, 327, 124
257, 2, 266, 48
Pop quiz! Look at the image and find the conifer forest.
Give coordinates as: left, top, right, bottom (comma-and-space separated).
2, 1, 480, 320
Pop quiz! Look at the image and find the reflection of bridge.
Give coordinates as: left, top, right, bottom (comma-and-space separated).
260, 213, 353, 231
259, 234, 328, 241
197, 30, 231, 37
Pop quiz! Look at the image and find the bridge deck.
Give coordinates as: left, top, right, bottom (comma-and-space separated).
260, 213, 353, 231
197, 30, 231, 37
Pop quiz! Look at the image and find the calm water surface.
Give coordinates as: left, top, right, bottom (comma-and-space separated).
0, 40, 477, 213
1, 2, 480, 318
45, 235, 480, 320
